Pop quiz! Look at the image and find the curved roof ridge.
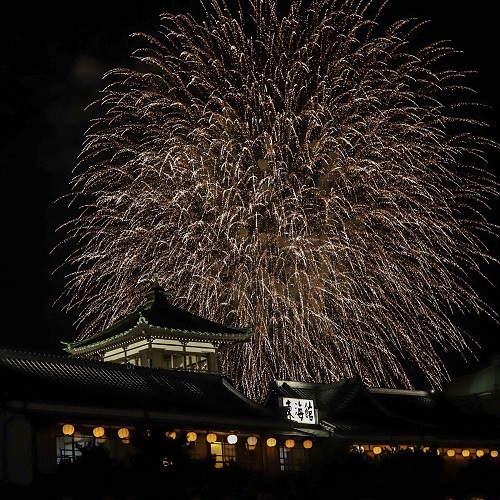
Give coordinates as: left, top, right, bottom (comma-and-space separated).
64, 283, 254, 351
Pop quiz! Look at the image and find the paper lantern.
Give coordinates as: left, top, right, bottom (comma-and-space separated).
247, 436, 258, 446
62, 424, 74, 436
93, 426, 105, 438
186, 431, 197, 442
206, 433, 217, 444
117, 427, 130, 439
227, 434, 238, 444
447, 449, 455, 457
285, 439, 295, 449
303, 439, 313, 449
462, 449, 470, 457
266, 437, 277, 448
476, 449, 484, 457
491, 450, 498, 458
373, 446, 382, 455
165, 431, 177, 439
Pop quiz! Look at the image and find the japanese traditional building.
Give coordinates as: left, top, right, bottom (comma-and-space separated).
62, 281, 255, 373
1, 282, 500, 493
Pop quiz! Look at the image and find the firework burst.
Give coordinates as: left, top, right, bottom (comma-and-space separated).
56, 0, 499, 401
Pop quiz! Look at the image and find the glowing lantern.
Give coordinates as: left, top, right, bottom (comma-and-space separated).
491, 450, 499, 458
267, 437, 277, 448
93, 427, 105, 438
285, 439, 295, 449
462, 449, 470, 457
477, 449, 484, 457
165, 431, 177, 439
447, 449, 455, 457
186, 431, 197, 443
206, 433, 217, 444
227, 434, 238, 444
303, 440, 313, 449
62, 424, 74, 436
117, 427, 130, 439
373, 446, 382, 455
247, 436, 258, 446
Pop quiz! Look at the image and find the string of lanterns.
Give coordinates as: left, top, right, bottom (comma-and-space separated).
61, 424, 130, 441
61, 424, 314, 449
60, 424, 500, 463
357, 443, 499, 459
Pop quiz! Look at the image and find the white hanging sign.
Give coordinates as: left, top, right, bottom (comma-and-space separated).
279, 397, 316, 424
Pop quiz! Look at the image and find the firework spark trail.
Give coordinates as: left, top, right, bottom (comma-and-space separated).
56, 0, 499, 401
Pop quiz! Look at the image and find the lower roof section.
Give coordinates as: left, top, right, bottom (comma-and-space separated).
0, 347, 288, 433
2, 347, 500, 443
265, 378, 500, 442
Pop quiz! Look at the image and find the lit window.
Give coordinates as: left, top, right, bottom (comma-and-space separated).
279, 443, 306, 471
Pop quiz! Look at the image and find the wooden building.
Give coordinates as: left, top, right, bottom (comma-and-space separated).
1, 282, 500, 493
62, 281, 255, 372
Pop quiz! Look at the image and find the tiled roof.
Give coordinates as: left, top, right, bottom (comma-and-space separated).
65, 285, 253, 351
0, 348, 273, 422
265, 378, 500, 440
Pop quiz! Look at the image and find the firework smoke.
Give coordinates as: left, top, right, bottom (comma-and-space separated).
56, 0, 499, 401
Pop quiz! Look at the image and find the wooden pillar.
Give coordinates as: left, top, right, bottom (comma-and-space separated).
207, 351, 219, 373
182, 342, 187, 370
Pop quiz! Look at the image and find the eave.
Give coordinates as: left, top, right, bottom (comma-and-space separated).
64, 314, 253, 356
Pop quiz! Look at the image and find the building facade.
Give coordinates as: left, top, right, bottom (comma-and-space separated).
1, 283, 500, 492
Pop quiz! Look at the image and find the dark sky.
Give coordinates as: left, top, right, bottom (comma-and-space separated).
1, 0, 498, 381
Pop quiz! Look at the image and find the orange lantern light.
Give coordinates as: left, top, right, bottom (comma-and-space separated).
62, 424, 74, 436
303, 440, 313, 449
285, 439, 295, 449
93, 427, 105, 438
206, 433, 217, 444
117, 427, 130, 439
186, 431, 197, 443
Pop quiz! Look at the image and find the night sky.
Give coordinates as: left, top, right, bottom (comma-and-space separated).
1, 1, 498, 382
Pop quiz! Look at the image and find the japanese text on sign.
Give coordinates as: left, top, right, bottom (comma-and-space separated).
279, 398, 316, 424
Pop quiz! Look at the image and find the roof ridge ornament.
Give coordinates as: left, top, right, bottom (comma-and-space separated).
149, 272, 171, 297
